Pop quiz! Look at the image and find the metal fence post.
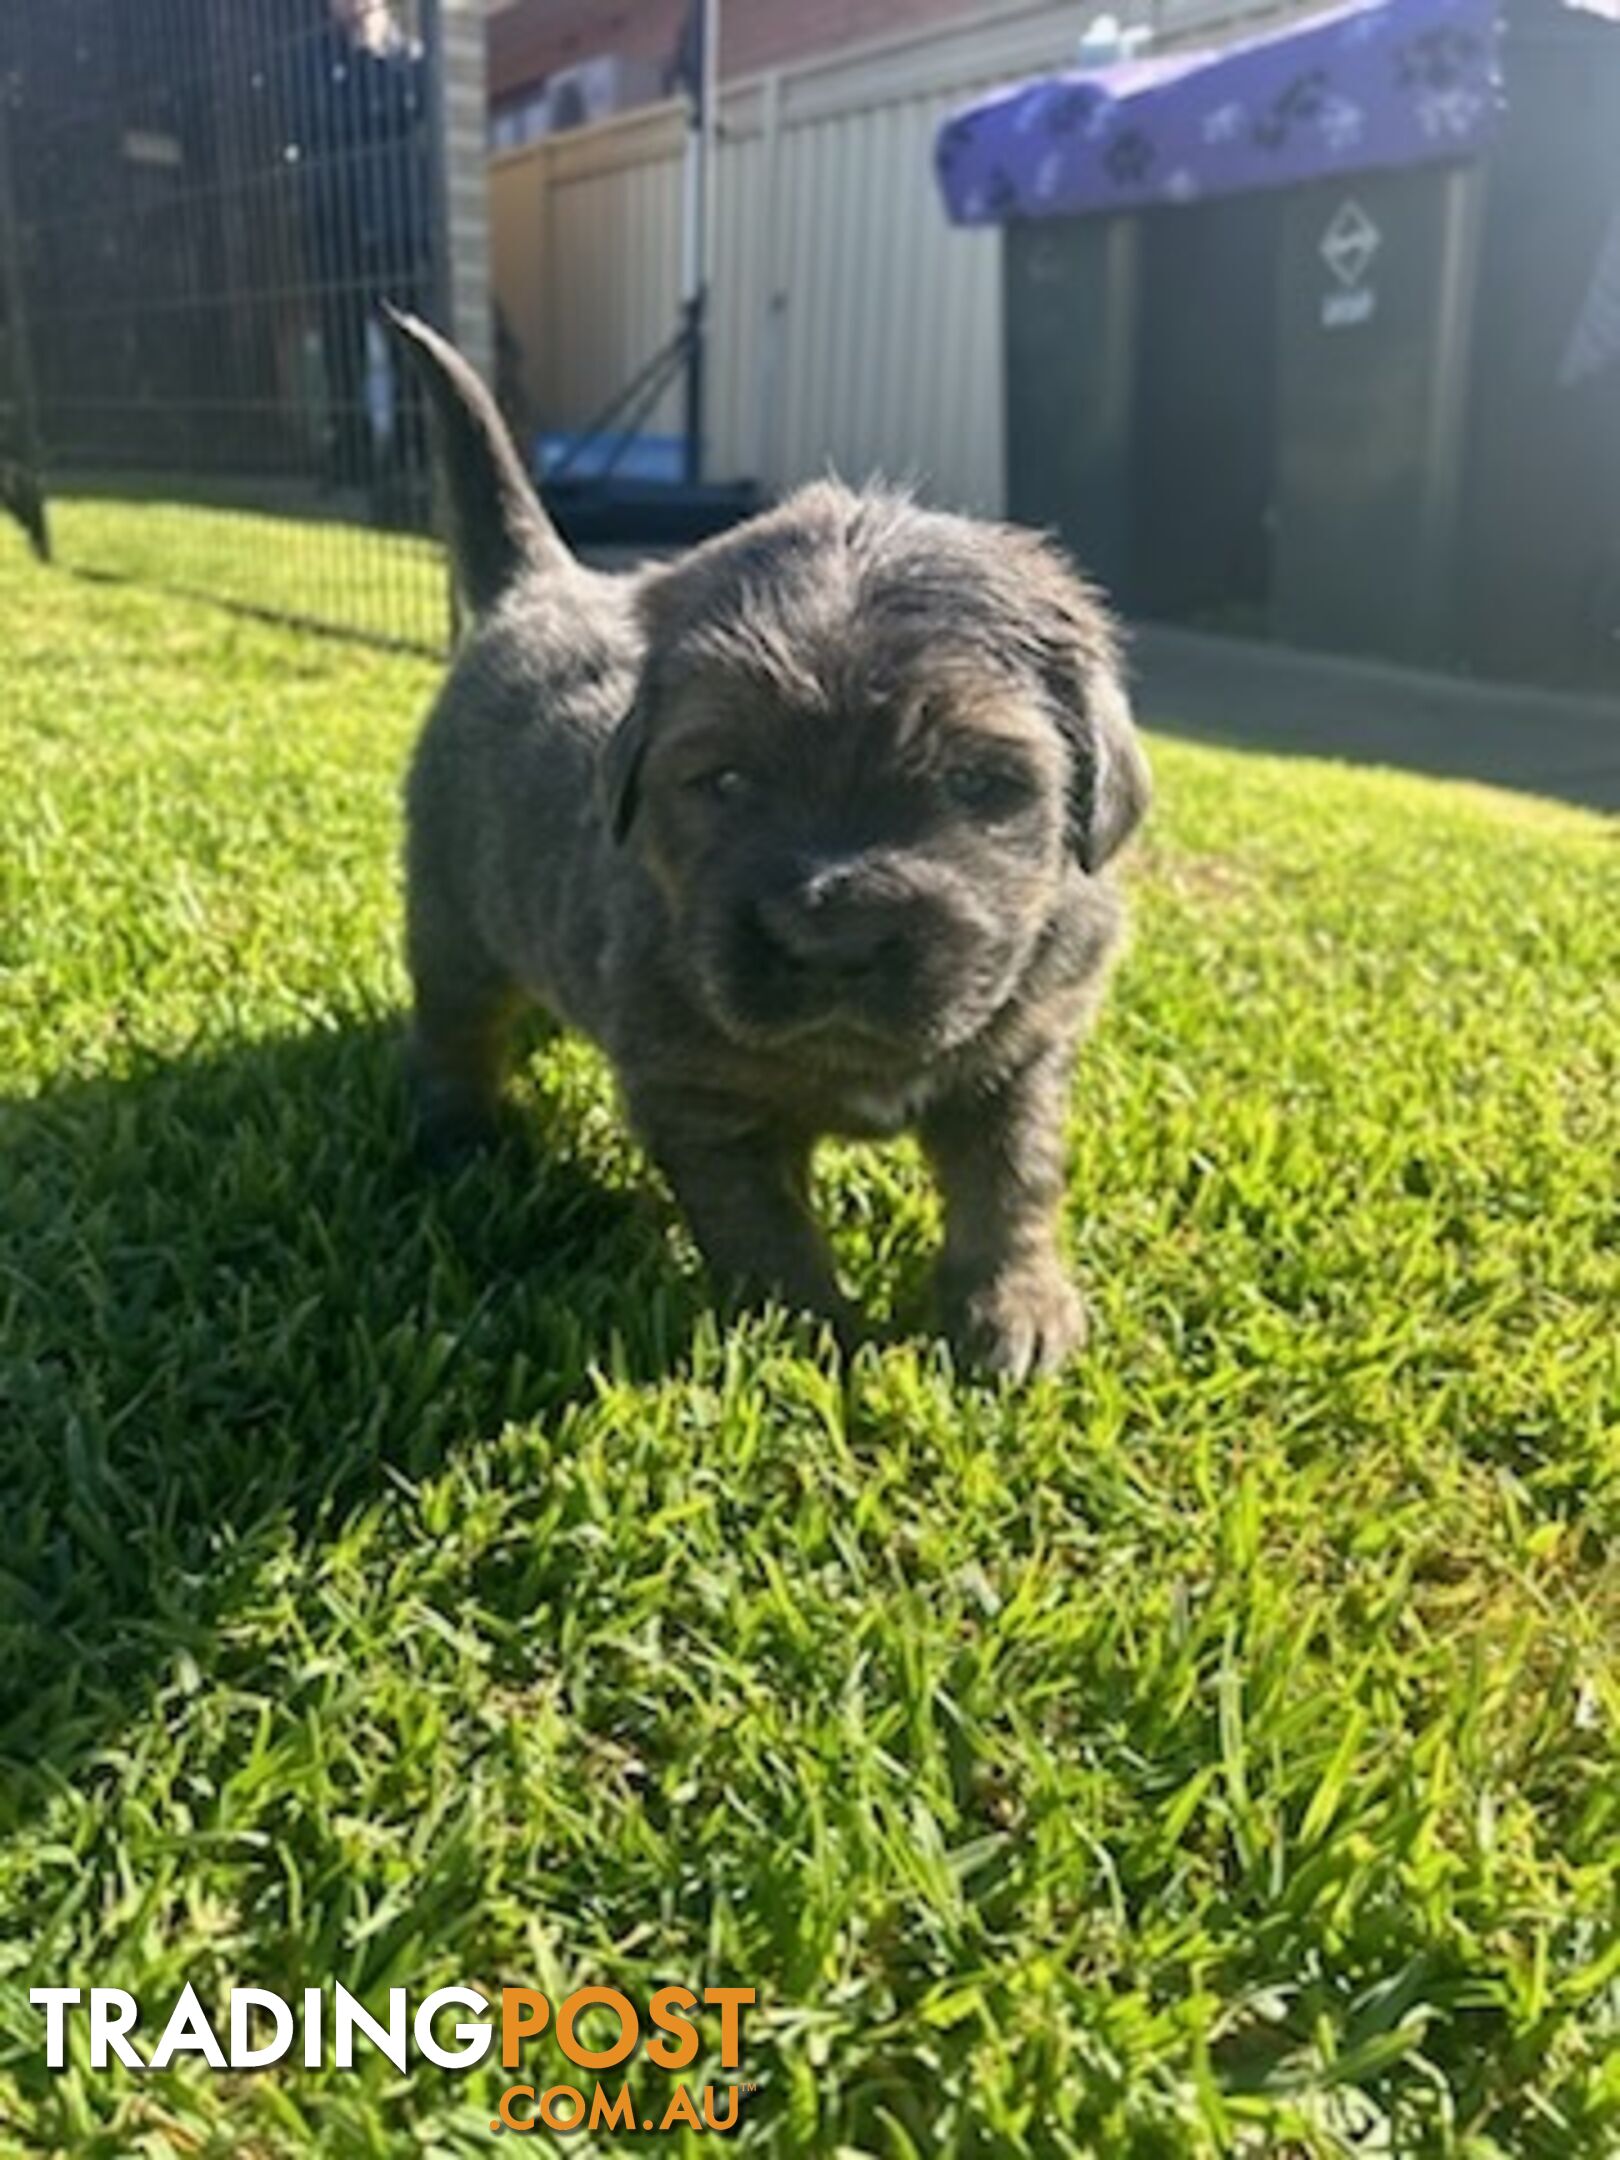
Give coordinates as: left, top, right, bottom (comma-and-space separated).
0, 75, 50, 561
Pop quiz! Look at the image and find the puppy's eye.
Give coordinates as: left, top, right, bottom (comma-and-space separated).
943, 762, 1033, 817
685, 766, 751, 805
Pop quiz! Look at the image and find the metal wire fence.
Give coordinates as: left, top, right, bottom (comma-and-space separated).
0, 0, 461, 652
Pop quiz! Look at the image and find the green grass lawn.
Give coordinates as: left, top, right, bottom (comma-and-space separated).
1, 527, 1616, 2158
50, 495, 449, 655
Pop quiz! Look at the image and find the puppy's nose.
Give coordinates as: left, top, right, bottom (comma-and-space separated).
756, 868, 905, 979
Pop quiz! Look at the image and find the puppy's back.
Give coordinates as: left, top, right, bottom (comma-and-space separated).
407, 566, 644, 1026
386, 305, 652, 1023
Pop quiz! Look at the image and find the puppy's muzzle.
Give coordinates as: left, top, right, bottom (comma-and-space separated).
754, 862, 918, 989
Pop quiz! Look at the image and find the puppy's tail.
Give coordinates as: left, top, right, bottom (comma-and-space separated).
381, 303, 569, 615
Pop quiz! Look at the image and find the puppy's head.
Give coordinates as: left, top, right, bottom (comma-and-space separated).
602, 483, 1149, 1065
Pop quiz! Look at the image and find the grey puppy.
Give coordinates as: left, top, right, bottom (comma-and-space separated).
390, 310, 1150, 1378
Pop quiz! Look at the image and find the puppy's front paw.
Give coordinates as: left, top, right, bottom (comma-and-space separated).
408, 1076, 501, 1171
944, 1262, 1089, 1382
414, 1105, 500, 1172
405, 1040, 501, 1171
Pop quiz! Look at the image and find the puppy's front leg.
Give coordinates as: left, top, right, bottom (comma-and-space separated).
922, 1048, 1087, 1381
635, 1101, 857, 1344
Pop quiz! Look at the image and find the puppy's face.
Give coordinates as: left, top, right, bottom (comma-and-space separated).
604, 486, 1148, 1068
637, 656, 1067, 1061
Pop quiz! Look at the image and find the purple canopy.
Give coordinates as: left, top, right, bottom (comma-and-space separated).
934, 0, 1503, 225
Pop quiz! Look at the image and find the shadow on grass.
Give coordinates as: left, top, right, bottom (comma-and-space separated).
0, 1016, 706, 1822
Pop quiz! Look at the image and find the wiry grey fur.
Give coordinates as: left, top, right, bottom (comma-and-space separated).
391, 310, 1150, 1377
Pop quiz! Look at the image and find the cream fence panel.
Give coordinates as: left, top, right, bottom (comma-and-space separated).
488, 0, 1308, 514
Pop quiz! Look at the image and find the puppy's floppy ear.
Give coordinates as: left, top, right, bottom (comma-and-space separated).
597, 695, 649, 844
1015, 539, 1150, 872
600, 559, 692, 844
1066, 664, 1152, 874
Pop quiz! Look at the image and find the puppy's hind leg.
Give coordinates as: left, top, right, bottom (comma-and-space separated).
405, 905, 518, 1167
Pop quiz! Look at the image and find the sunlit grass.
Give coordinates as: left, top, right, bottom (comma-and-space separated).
1, 527, 1616, 2155
51, 493, 449, 653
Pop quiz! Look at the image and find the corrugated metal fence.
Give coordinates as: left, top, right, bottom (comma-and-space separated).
489, 0, 1307, 518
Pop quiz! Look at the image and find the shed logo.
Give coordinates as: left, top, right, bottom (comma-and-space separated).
1320, 197, 1380, 328
31, 1983, 757, 2137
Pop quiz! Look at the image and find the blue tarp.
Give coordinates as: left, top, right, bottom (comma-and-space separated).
934, 0, 1503, 224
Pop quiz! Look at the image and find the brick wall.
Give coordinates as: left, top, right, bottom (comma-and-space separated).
488, 0, 994, 105
434, 0, 495, 386
722, 0, 1003, 76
